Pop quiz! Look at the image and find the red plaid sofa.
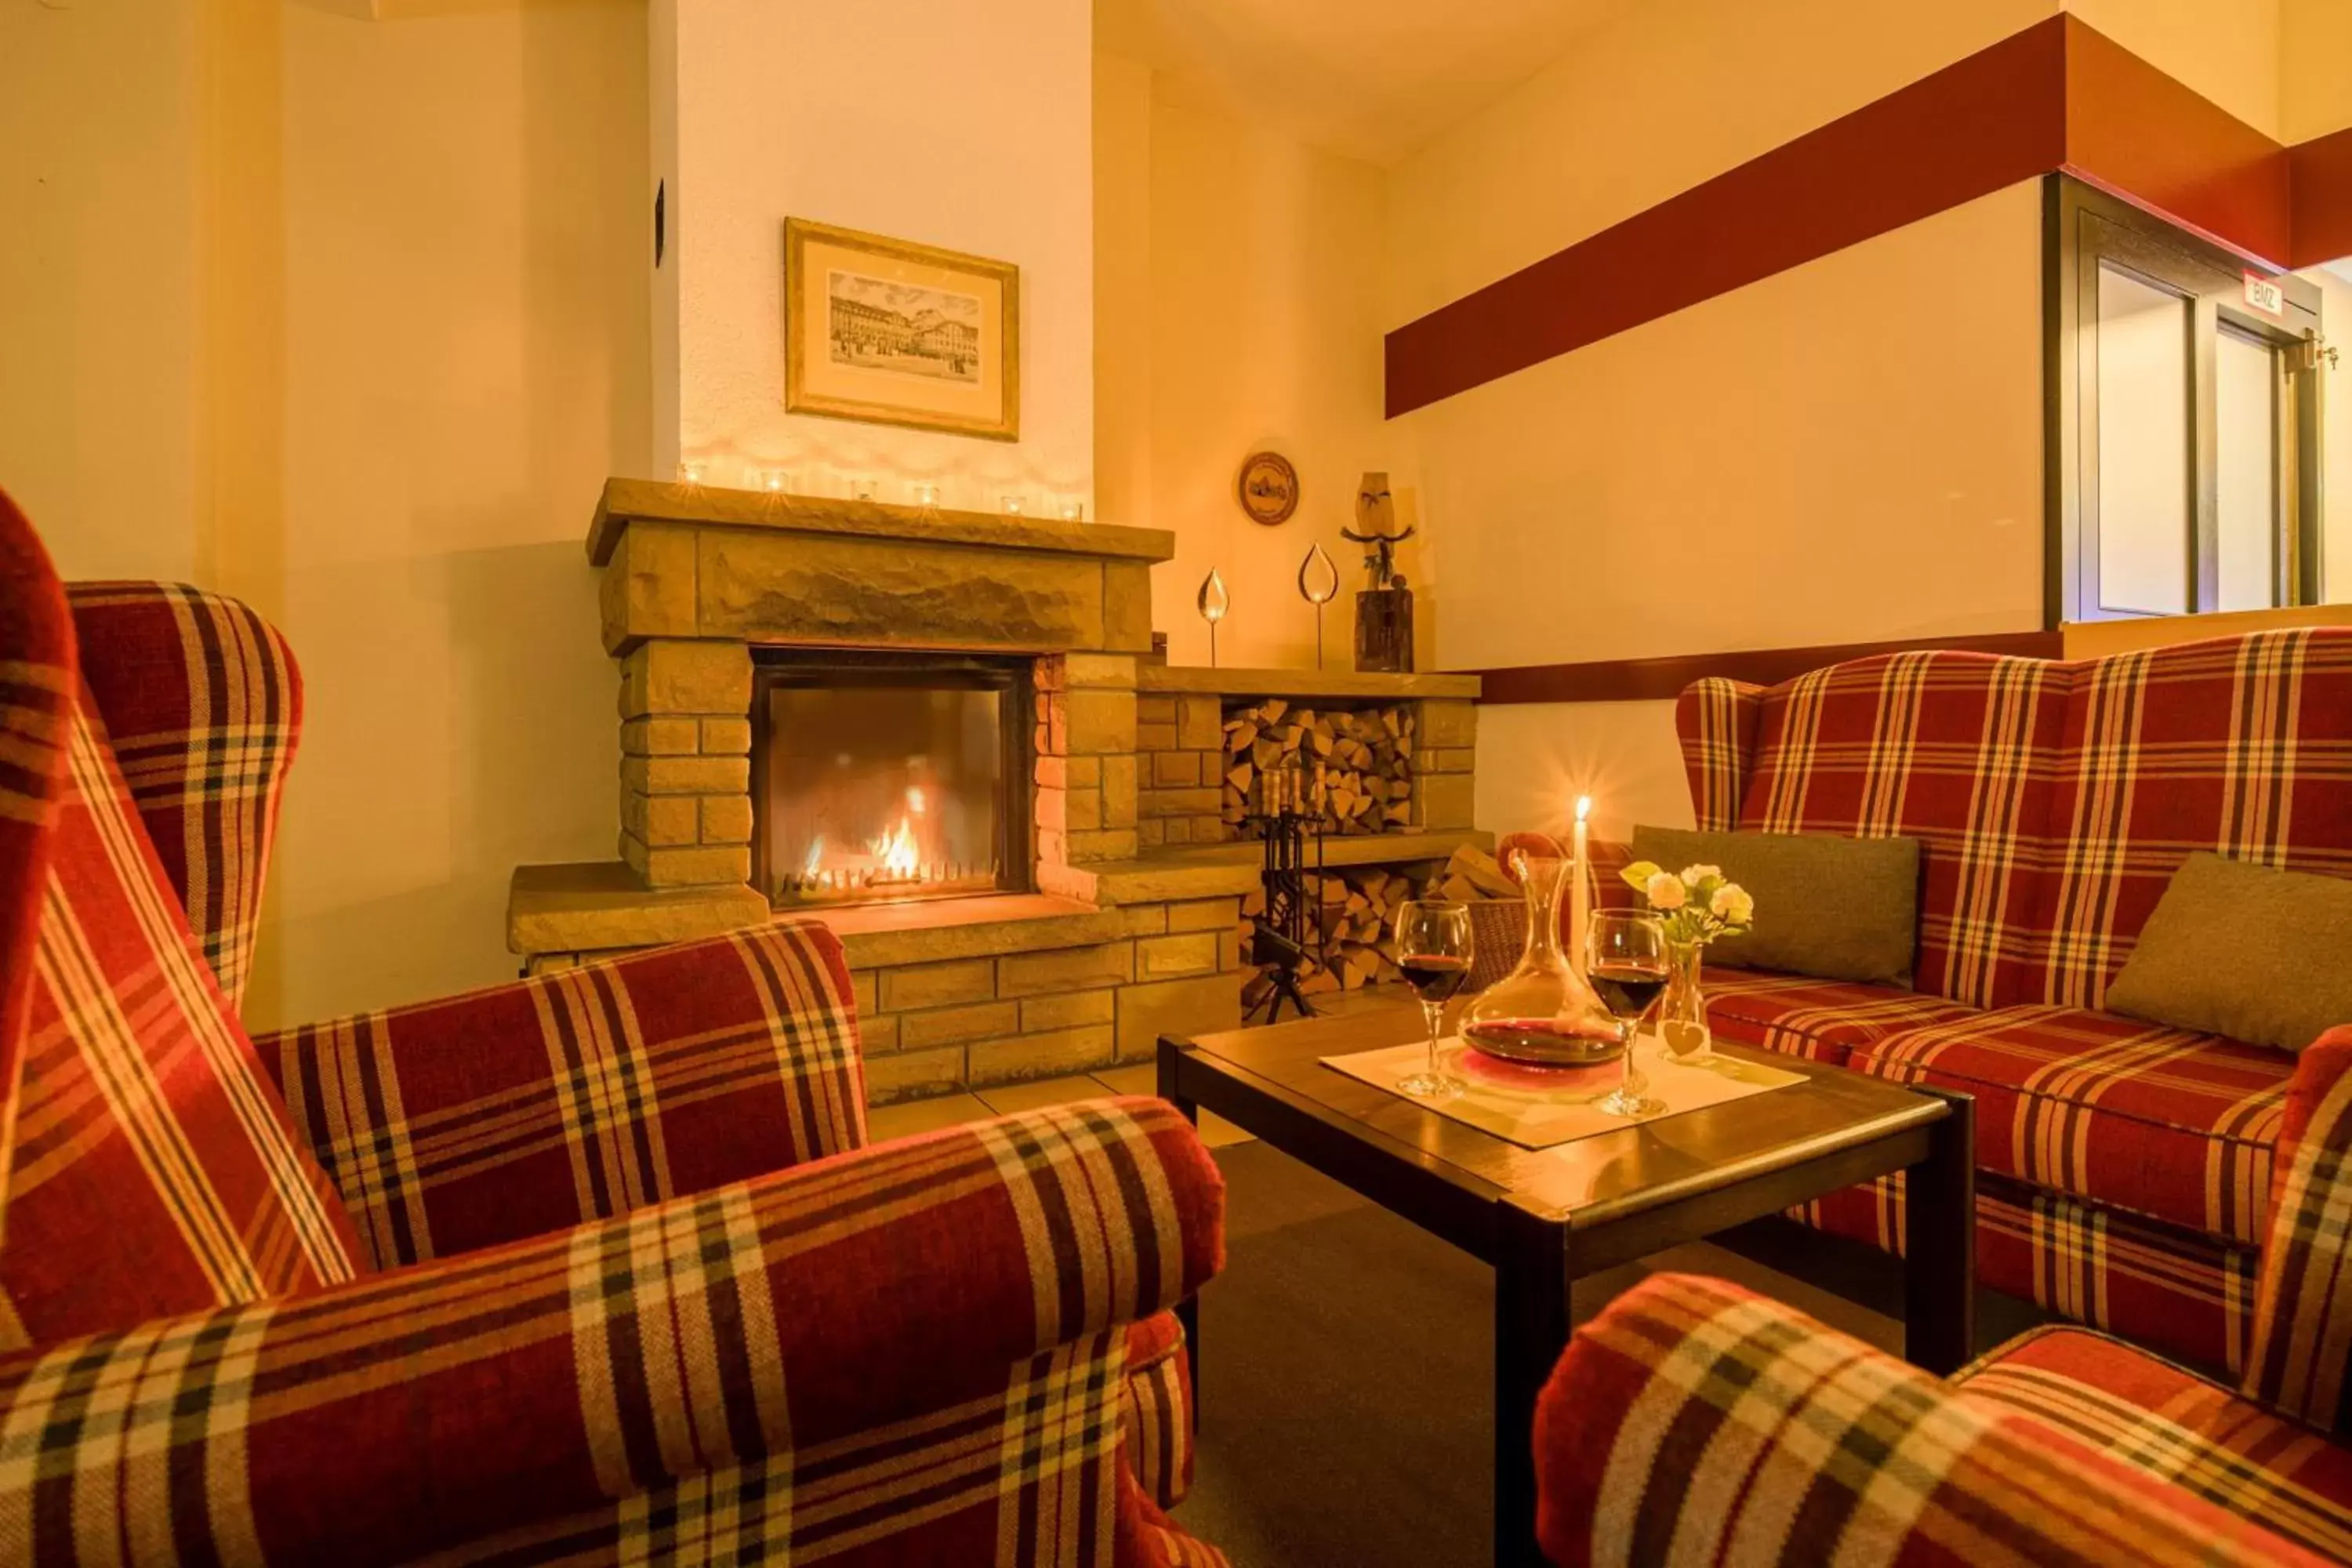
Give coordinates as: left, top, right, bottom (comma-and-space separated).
1515, 631, 2352, 1381
1534, 1027, 2352, 1566
0, 487, 1227, 1566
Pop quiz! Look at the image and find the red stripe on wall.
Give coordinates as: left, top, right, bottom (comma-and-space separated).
2292, 126, 2352, 270
1387, 16, 2345, 419
1383, 20, 2067, 419
2060, 19, 2291, 267
1468, 631, 2068, 706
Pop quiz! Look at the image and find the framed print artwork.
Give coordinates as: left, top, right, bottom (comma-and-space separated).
783, 218, 1020, 441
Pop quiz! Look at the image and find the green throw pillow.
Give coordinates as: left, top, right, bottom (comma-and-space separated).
2103, 853, 2352, 1053
1628, 826, 1923, 987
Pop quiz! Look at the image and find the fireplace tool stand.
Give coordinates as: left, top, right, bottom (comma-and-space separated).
1242, 766, 1327, 1025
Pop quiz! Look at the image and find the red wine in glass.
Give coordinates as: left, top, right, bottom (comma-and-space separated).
1460, 1014, 1626, 1063
1590, 963, 1669, 1021
1399, 953, 1471, 1004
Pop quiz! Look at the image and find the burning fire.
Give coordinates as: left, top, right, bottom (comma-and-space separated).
780, 785, 996, 902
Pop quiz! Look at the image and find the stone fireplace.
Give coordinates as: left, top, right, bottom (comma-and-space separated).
508, 477, 1487, 1102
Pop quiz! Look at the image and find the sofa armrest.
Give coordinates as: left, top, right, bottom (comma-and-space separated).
0, 1098, 1222, 1567
258, 920, 868, 1269
2245, 1026, 2352, 1428
1538, 1273, 2321, 1567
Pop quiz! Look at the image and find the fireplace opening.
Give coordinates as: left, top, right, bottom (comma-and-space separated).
752, 651, 1033, 909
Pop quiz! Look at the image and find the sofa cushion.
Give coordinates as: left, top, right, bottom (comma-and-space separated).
4, 696, 365, 1341
2103, 852, 2352, 1053
1701, 968, 1980, 1066
1956, 1325, 2352, 1563
1849, 1006, 2288, 1247
2033, 631, 2352, 1012
1630, 824, 1922, 985
1722, 649, 2071, 1011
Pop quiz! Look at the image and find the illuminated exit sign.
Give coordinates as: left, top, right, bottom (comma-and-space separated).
2243, 272, 2288, 320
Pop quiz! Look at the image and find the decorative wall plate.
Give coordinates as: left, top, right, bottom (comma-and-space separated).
1236, 451, 1299, 526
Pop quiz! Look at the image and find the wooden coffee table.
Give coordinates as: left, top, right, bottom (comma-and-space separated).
1158, 1009, 1974, 1568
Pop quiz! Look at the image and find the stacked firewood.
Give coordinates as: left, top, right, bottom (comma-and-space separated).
1239, 865, 1432, 1003
1236, 844, 1525, 1008
1432, 842, 1520, 903
1219, 699, 1415, 835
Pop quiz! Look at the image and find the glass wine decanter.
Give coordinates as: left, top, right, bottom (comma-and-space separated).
1457, 851, 1625, 1066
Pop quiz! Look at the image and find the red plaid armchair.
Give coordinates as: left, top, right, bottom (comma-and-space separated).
0, 489, 1227, 1566
1534, 1028, 2352, 1566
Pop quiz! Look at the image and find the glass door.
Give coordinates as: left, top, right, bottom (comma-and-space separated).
2049, 177, 2325, 624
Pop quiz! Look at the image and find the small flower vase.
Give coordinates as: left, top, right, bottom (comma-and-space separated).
1658, 940, 1712, 1062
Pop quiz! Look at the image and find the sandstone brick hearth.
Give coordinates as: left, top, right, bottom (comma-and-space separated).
509, 477, 1486, 1101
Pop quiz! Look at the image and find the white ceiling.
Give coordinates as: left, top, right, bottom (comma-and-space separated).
1096, 0, 1635, 167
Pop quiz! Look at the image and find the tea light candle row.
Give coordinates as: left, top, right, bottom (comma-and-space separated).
674, 460, 1087, 521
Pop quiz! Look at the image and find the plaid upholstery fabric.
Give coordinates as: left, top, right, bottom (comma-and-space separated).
3, 693, 363, 1345
1706, 648, 2071, 1010
1848, 1004, 2288, 1247
2245, 1029, 2352, 1429
1701, 968, 1979, 1065
1801, 1169, 2263, 1376
2035, 632, 2352, 1010
1675, 677, 1763, 833
1124, 1310, 1193, 1510
260, 921, 867, 1270
64, 583, 299, 1013
0, 493, 78, 1237
0, 1098, 1226, 1566
1959, 1324, 2352, 1562
1534, 1272, 2324, 1566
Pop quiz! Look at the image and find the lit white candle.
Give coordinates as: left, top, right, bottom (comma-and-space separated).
1570, 795, 1592, 978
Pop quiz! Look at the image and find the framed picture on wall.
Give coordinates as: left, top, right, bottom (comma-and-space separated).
783, 218, 1020, 442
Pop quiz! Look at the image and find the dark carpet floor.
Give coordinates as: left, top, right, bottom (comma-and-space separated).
1177, 1140, 2053, 1567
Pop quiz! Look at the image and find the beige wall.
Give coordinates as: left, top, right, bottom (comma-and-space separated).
1094, 59, 1403, 669
1386, 0, 2053, 848
1, 1, 207, 582
2063, 0, 2279, 136
2282, 0, 2352, 142
661, 0, 1095, 510
11, 2, 651, 1031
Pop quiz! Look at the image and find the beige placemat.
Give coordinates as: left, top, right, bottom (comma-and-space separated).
1319, 1036, 1805, 1149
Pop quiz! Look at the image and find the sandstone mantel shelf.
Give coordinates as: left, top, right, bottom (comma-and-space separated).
1138, 666, 1483, 702
588, 478, 1174, 568
589, 476, 1167, 657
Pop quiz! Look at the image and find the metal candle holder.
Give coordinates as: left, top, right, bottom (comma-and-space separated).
1241, 760, 1329, 1025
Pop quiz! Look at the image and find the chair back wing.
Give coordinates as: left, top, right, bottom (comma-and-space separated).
2245, 1028, 2352, 1429
0, 506, 362, 1345
1673, 677, 1764, 833
0, 492, 80, 1243
1673, 630, 2352, 1014
64, 583, 300, 1012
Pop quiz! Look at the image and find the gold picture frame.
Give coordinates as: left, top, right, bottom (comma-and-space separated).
783, 218, 1020, 441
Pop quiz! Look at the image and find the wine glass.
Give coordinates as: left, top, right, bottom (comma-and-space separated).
1395, 898, 1473, 1100
1588, 910, 1669, 1118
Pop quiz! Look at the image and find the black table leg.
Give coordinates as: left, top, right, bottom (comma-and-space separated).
1160, 1036, 1203, 1428
1494, 1195, 1572, 1568
1904, 1089, 1976, 1375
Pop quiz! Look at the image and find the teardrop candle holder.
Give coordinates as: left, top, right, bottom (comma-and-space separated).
1197, 568, 1230, 668
1297, 543, 1339, 669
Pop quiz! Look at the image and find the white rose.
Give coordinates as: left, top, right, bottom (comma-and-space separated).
1646, 872, 1687, 910
1681, 864, 1722, 886
1711, 884, 1755, 924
